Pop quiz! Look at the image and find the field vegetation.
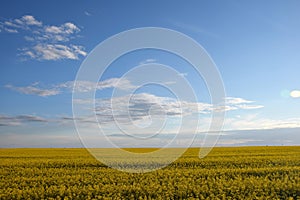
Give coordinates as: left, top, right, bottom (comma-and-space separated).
0, 146, 299, 199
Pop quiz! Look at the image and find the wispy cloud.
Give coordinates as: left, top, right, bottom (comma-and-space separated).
225, 97, 253, 104
0, 114, 47, 126
5, 84, 60, 97
5, 78, 134, 97
66, 78, 134, 92
4, 77, 266, 132
217, 139, 263, 146
235, 104, 264, 110
224, 114, 300, 131
84, 11, 92, 16
0, 15, 86, 61
224, 97, 264, 110
178, 72, 188, 77
2, 111, 300, 134
3, 28, 18, 33
139, 59, 157, 65
172, 21, 219, 38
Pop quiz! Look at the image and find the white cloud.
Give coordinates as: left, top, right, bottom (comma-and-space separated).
45, 23, 78, 34
95, 93, 185, 123
58, 80, 128, 95
5, 84, 60, 97
84, 11, 92, 16
24, 36, 34, 41
223, 97, 263, 111
139, 59, 157, 65
225, 97, 254, 104
4, 28, 18, 33
0, 15, 86, 61
71, 93, 212, 130
21, 44, 86, 61
60, 78, 134, 92
216, 139, 262, 146
224, 115, 300, 131
0, 114, 47, 126
2, 15, 42, 31
236, 104, 264, 110
43, 22, 80, 42
5, 78, 134, 96
96, 78, 134, 90
71, 93, 263, 126
4, 21, 21, 28
5, 78, 266, 132
178, 72, 188, 77
17, 15, 43, 27
60, 93, 300, 147
2, 111, 300, 136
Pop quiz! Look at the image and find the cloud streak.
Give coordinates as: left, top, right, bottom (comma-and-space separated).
224, 115, 300, 131
139, 59, 157, 65
172, 21, 219, 38
0, 114, 48, 126
84, 11, 92, 16
66, 78, 134, 92
224, 97, 264, 110
5, 78, 134, 97
5, 84, 60, 97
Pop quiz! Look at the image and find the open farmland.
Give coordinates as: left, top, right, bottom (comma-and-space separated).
0, 146, 299, 199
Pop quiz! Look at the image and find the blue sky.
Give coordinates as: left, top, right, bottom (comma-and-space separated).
0, 0, 300, 147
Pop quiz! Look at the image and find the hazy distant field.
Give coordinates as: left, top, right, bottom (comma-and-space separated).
0, 146, 299, 199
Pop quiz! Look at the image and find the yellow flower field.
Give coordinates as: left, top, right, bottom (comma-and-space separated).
0, 146, 299, 199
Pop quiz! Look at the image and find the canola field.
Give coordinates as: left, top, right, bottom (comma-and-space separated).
0, 146, 299, 199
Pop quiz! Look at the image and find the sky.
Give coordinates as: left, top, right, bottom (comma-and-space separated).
0, 0, 300, 147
